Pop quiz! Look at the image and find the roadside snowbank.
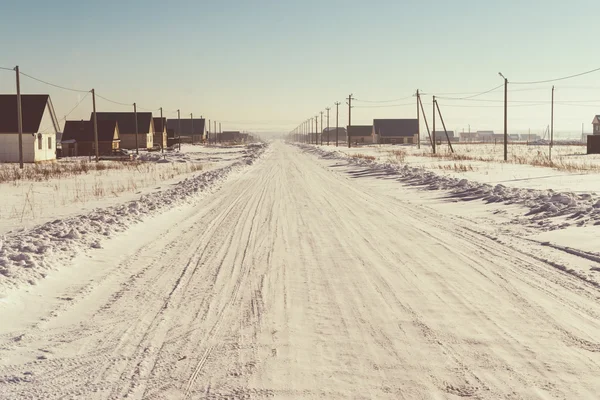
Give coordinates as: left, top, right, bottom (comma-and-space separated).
0, 143, 267, 294
302, 145, 600, 230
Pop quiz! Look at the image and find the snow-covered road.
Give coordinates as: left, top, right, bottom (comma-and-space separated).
1, 142, 599, 399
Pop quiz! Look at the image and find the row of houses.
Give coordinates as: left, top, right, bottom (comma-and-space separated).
0, 94, 255, 163
345, 119, 419, 145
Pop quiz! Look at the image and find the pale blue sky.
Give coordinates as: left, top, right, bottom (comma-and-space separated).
1, 0, 599, 137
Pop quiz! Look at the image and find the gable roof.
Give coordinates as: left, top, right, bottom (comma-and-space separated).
93, 112, 153, 134
0, 94, 59, 134
347, 125, 373, 137
153, 117, 167, 133
166, 118, 205, 135
373, 119, 418, 137
62, 119, 119, 142
593, 115, 600, 124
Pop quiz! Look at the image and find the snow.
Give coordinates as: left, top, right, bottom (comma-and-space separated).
0, 141, 599, 399
0, 143, 267, 295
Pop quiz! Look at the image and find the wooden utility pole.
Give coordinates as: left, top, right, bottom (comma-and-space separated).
177, 109, 181, 151
432, 96, 436, 154
315, 116, 318, 145
347, 94, 353, 148
434, 99, 454, 153
92, 89, 99, 161
160, 107, 164, 153
416, 89, 420, 149
326, 107, 331, 145
550, 85, 554, 161
134, 103, 139, 155
501, 74, 508, 161
320, 111, 324, 145
214, 121, 217, 144
418, 95, 432, 147
335, 102, 341, 147
15, 66, 24, 168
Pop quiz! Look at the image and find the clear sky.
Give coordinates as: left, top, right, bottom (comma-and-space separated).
1, 0, 599, 137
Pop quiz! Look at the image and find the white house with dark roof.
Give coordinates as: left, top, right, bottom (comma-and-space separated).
0, 94, 59, 163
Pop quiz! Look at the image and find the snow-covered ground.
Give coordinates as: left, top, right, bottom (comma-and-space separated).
0, 141, 599, 399
0, 143, 267, 294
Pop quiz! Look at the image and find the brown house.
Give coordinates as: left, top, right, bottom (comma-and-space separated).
152, 117, 167, 149
62, 119, 120, 156
94, 112, 154, 150
347, 125, 373, 144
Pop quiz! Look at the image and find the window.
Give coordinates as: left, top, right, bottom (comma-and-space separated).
48, 137, 52, 149
38, 135, 42, 150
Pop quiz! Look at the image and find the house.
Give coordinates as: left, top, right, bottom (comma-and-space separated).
62, 119, 120, 157
592, 115, 600, 135
347, 125, 373, 144
0, 94, 59, 163
152, 117, 167, 149
166, 128, 178, 147
519, 133, 541, 141
323, 127, 347, 142
94, 112, 154, 150
167, 118, 205, 144
509, 134, 520, 142
477, 131, 495, 142
433, 130, 458, 143
373, 119, 419, 144
220, 131, 242, 142
460, 131, 478, 142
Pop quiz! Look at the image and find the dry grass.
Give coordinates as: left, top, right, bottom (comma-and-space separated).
352, 153, 376, 161
436, 163, 475, 172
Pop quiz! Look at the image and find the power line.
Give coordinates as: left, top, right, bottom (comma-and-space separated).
39, 92, 91, 133
0, 66, 14, 71
95, 93, 132, 107
19, 71, 89, 93
433, 84, 504, 100
354, 102, 414, 108
354, 95, 414, 103
512, 66, 600, 85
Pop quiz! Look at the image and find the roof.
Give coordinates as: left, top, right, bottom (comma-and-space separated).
593, 115, 600, 124
323, 127, 347, 133
347, 125, 373, 136
373, 119, 418, 137
153, 117, 167, 132
166, 118, 205, 135
93, 112, 153, 134
0, 94, 59, 134
434, 130, 455, 138
62, 119, 119, 142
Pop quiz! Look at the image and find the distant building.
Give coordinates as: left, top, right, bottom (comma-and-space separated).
347, 125, 373, 144
592, 115, 600, 135
62, 119, 120, 156
509, 134, 520, 142
152, 117, 167, 149
323, 127, 347, 142
167, 118, 205, 144
0, 94, 59, 163
477, 131, 495, 142
373, 119, 418, 144
433, 130, 457, 142
460, 131, 478, 142
519, 133, 541, 141
94, 112, 154, 150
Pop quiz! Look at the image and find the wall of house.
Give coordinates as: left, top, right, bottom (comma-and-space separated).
350, 135, 373, 144
153, 132, 167, 148
121, 134, 152, 149
0, 133, 56, 163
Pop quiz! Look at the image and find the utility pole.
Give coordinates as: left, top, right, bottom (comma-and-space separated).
134, 102, 139, 155
347, 93, 353, 148
550, 85, 554, 161
326, 107, 330, 145
191, 114, 194, 145
160, 107, 164, 153
334, 102, 341, 147
214, 121, 217, 144
432, 95, 436, 154
499, 72, 508, 161
417, 90, 422, 148
15, 66, 23, 168
177, 109, 181, 151
315, 116, 318, 145
92, 89, 99, 161
320, 111, 324, 145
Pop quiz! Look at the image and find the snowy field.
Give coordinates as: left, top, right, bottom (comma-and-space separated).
0, 144, 249, 235
0, 143, 267, 293
0, 142, 599, 399
322, 142, 600, 192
